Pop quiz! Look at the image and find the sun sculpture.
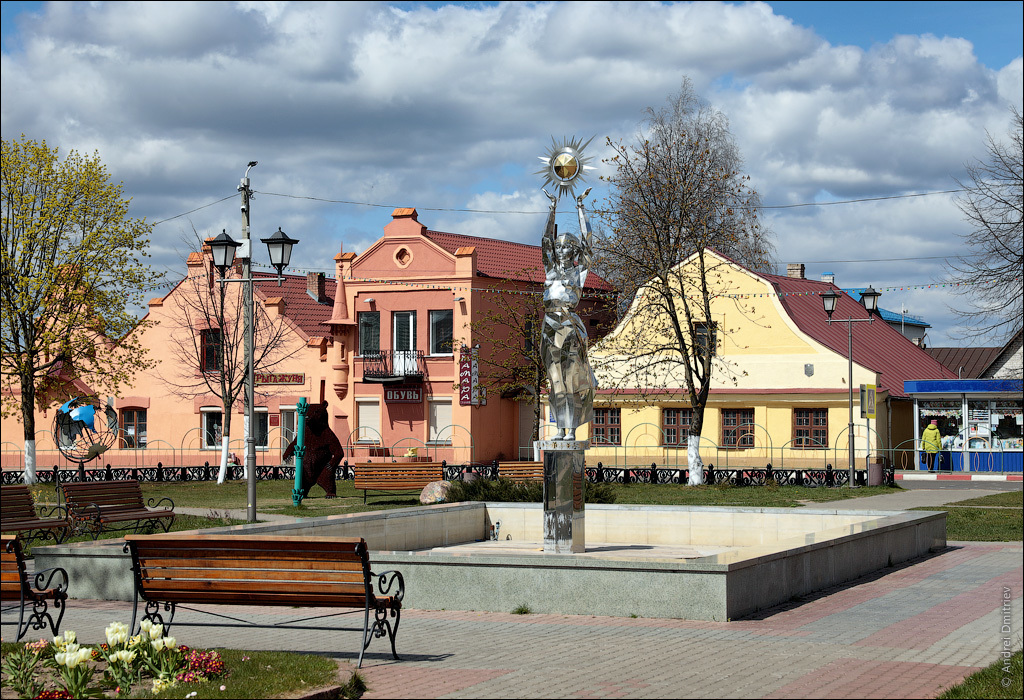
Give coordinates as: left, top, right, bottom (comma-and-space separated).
536, 135, 594, 199
54, 397, 119, 473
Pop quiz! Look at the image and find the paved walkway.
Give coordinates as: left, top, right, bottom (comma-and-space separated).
21, 541, 1021, 699
9, 483, 1022, 698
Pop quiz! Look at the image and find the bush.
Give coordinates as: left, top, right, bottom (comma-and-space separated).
445, 478, 616, 504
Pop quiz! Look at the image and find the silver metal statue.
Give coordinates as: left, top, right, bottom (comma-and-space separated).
541, 187, 596, 440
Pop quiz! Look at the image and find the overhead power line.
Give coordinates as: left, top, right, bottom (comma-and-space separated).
150, 187, 966, 227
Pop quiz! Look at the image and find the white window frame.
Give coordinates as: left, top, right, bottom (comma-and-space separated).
355, 398, 382, 444
428, 398, 453, 445
201, 408, 223, 450
429, 309, 454, 356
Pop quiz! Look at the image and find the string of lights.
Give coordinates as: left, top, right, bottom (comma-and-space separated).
139, 262, 1017, 303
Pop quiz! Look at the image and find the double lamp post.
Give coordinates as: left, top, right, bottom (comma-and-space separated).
821, 285, 880, 487
208, 164, 299, 522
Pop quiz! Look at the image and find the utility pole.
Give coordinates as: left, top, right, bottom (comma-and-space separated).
240, 161, 257, 522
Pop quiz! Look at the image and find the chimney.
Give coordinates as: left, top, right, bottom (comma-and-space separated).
821, 271, 835, 285
787, 263, 805, 279
307, 272, 328, 303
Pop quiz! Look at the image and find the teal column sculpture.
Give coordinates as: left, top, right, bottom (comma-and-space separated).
291, 398, 308, 507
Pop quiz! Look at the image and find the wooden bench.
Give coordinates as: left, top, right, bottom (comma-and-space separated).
1, 485, 70, 544
1, 535, 70, 641
61, 480, 174, 539
350, 462, 445, 503
124, 534, 404, 668
492, 461, 545, 482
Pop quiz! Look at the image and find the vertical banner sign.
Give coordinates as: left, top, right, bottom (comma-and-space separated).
459, 345, 473, 406
860, 384, 876, 419
471, 346, 480, 406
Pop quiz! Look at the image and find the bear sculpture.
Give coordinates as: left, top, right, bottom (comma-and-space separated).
282, 401, 344, 498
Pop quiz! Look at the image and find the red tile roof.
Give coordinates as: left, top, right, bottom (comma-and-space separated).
424, 230, 614, 291
761, 272, 957, 398
253, 272, 333, 338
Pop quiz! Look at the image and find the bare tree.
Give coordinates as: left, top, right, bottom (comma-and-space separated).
592, 80, 775, 484
949, 106, 1023, 341
161, 240, 293, 482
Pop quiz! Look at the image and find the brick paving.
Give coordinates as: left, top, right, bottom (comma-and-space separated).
6, 485, 1021, 698
10, 540, 1019, 699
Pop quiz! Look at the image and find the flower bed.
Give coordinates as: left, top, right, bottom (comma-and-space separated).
1, 621, 226, 698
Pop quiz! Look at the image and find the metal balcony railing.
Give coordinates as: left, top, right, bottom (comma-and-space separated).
361, 350, 426, 382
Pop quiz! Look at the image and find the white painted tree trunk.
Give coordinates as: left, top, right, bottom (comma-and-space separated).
217, 436, 229, 484
687, 436, 704, 485
24, 439, 37, 484
242, 414, 250, 480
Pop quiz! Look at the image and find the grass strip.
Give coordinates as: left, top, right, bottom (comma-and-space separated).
951, 491, 1023, 508
597, 482, 902, 507
939, 650, 1021, 699
911, 505, 1023, 541
16, 513, 249, 558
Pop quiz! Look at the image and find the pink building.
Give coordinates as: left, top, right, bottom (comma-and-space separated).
2, 208, 614, 470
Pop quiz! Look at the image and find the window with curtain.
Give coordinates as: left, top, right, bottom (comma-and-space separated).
121, 409, 147, 449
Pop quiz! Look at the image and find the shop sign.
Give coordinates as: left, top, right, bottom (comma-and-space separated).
385, 386, 422, 403
255, 372, 305, 385
459, 345, 479, 406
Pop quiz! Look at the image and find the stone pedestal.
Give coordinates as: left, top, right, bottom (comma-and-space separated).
539, 440, 587, 553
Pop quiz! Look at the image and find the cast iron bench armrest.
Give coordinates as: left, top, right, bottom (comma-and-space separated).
1, 535, 70, 641
372, 569, 406, 603
147, 496, 175, 510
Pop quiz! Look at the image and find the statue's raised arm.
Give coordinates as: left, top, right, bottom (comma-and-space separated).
542, 189, 558, 270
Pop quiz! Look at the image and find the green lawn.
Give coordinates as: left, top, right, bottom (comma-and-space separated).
939, 650, 1022, 699
951, 491, 1023, 508
0, 642, 347, 700
913, 504, 1023, 541
15, 513, 249, 558
599, 481, 902, 507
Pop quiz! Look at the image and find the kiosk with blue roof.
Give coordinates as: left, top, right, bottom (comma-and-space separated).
904, 379, 1023, 472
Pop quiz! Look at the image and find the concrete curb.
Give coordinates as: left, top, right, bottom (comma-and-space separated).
896, 472, 1023, 482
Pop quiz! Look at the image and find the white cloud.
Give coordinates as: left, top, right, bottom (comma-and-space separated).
2, 0, 1020, 346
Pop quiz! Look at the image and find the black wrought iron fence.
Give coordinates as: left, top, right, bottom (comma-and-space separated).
3, 460, 893, 488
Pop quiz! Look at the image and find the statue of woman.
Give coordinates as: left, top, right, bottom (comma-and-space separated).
541, 188, 596, 440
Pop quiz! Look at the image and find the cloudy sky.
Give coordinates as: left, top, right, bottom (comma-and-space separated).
2, 1, 1021, 347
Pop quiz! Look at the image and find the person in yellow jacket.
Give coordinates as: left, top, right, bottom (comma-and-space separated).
922, 419, 942, 471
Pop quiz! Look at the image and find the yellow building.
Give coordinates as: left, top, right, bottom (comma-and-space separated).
560, 250, 955, 471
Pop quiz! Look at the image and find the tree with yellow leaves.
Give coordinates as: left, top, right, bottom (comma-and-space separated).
1, 136, 160, 482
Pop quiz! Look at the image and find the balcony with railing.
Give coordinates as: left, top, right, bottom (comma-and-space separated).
360, 350, 426, 383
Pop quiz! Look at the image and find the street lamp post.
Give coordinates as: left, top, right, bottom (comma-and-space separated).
821, 286, 880, 487
209, 174, 298, 522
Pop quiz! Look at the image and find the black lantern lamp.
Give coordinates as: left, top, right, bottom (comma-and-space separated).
860, 286, 881, 314
209, 229, 241, 276
261, 227, 299, 285
821, 288, 840, 320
